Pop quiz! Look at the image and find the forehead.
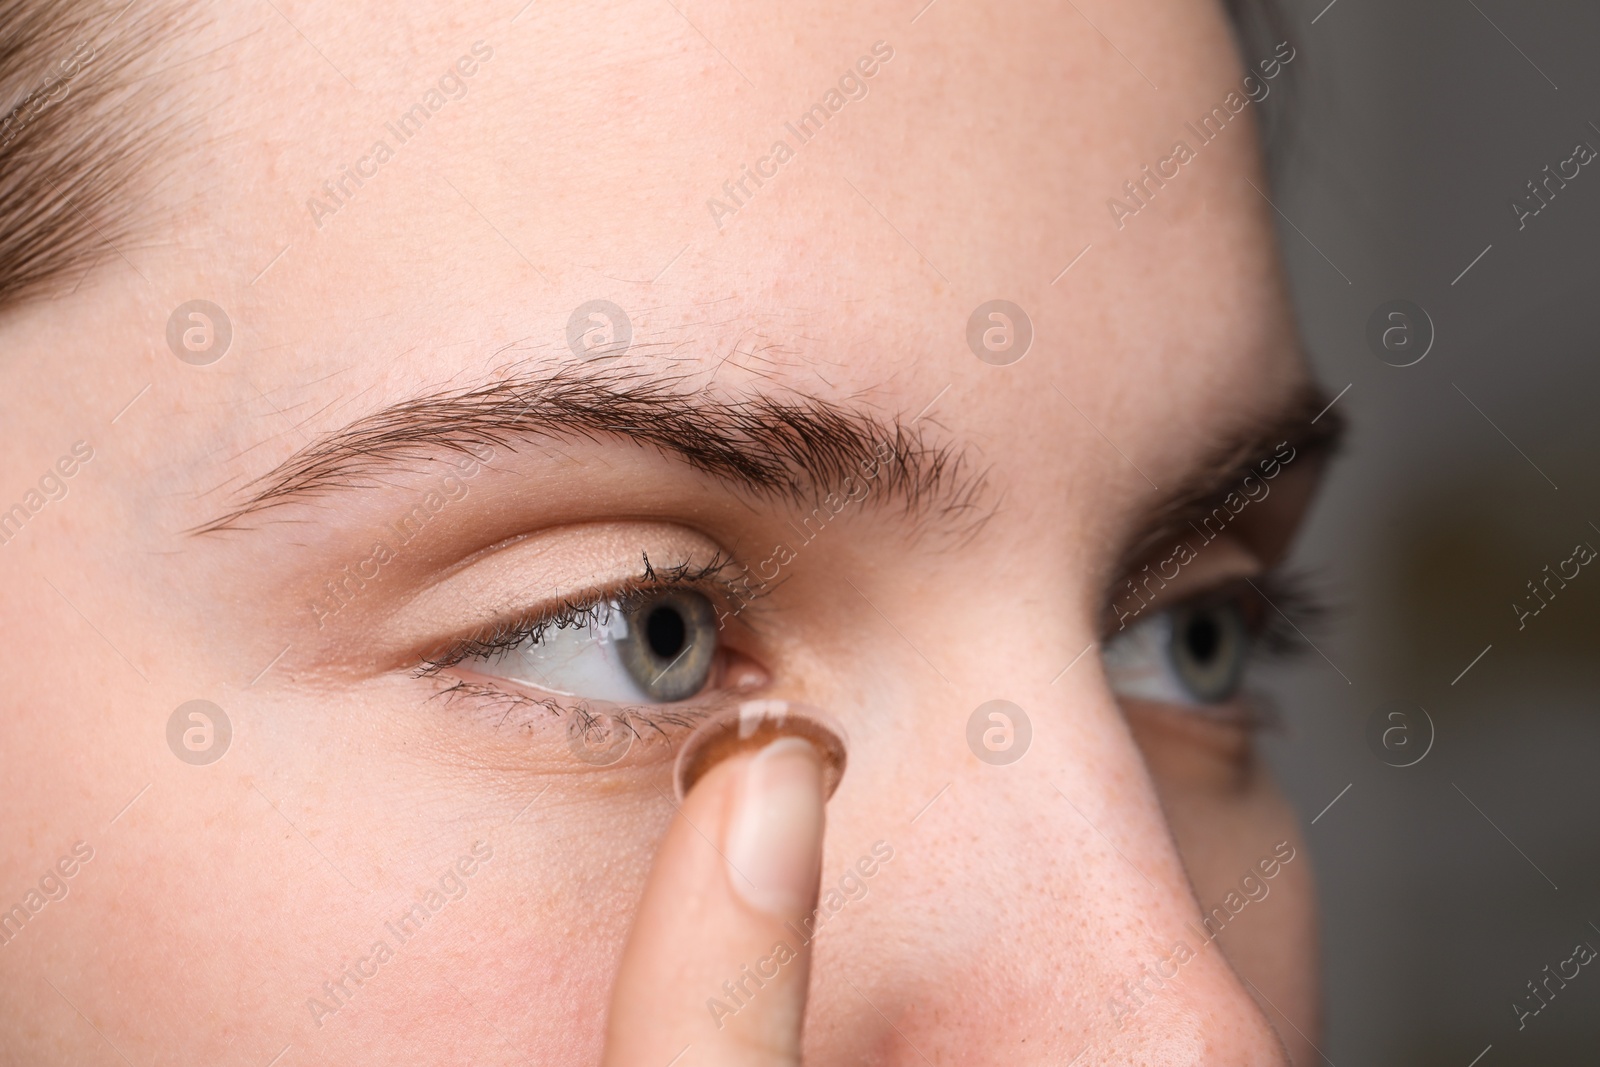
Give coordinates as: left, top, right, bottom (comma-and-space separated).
10, 0, 1304, 518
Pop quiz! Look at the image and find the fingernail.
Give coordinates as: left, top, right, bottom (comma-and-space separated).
723, 736, 825, 920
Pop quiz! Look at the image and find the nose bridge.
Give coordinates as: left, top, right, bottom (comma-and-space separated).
813, 664, 1288, 1065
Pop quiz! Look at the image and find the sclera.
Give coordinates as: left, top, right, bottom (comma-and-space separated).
673, 700, 848, 802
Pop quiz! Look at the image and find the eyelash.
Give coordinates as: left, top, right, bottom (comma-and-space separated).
411, 555, 1327, 736
1245, 571, 1331, 729
1168, 569, 1327, 728
424, 678, 717, 744
1096, 569, 1328, 731
414, 551, 745, 677
1104, 566, 1324, 650
1230, 568, 1328, 662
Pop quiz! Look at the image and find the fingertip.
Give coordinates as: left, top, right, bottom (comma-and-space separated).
723, 736, 826, 922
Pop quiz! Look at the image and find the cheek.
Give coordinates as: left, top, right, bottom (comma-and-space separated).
22, 680, 671, 1066
442, 877, 629, 1062
1126, 701, 1302, 896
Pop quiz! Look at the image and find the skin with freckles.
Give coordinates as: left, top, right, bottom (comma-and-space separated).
0, 0, 1329, 1063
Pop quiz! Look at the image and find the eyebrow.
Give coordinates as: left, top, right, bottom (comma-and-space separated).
193, 363, 992, 535
196, 364, 1344, 553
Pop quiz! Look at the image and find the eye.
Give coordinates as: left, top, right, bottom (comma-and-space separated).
448, 587, 722, 705
614, 590, 720, 701
1102, 594, 1253, 706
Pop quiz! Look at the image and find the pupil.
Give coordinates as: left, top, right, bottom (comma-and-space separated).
646, 605, 687, 660
1185, 614, 1220, 663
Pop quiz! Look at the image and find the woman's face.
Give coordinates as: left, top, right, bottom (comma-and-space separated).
0, 0, 1330, 1062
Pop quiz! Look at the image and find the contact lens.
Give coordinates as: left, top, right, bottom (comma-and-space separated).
673, 700, 848, 802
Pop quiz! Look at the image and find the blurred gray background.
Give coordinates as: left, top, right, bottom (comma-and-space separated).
1258, 0, 1600, 1062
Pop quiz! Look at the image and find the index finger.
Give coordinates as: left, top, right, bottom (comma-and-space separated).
602, 735, 828, 1067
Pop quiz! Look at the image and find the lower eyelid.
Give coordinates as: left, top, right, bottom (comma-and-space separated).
427, 673, 735, 759
1123, 697, 1268, 764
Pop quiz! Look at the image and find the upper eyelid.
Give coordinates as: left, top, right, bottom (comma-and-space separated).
367, 520, 737, 665
1101, 546, 1260, 635
1101, 569, 1322, 646
1112, 411, 1341, 587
